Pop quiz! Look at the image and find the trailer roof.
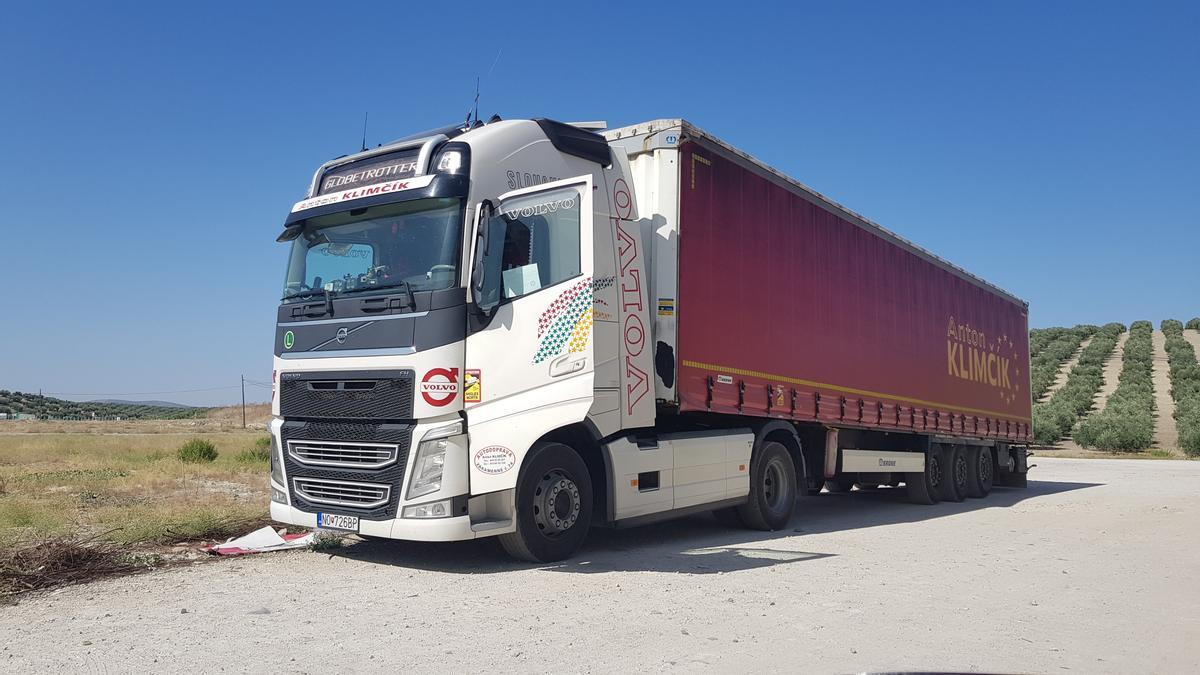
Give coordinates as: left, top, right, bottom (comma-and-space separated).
604, 119, 1028, 309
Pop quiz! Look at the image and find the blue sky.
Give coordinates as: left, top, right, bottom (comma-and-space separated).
1, 2, 1197, 406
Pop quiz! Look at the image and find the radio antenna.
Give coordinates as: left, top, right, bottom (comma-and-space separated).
360, 112, 369, 152
465, 49, 502, 127
465, 78, 480, 127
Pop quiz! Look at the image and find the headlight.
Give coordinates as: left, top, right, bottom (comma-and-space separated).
269, 433, 285, 486
407, 422, 462, 499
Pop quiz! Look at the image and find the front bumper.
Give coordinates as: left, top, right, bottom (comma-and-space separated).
268, 415, 514, 542
269, 500, 484, 541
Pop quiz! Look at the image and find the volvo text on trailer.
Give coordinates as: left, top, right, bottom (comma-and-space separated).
269, 118, 1031, 562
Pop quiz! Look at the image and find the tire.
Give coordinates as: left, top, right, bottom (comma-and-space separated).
823, 477, 855, 493
737, 441, 797, 530
940, 445, 968, 503
498, 442, 593, 563
965, 446, 994, 498
905, 447, 943, 505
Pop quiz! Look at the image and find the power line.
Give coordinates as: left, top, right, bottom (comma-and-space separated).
43, 385, 243, 397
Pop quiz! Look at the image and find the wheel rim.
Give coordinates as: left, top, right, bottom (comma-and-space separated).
532, 469, 581, 538
763, 457, 791, 514
928, 455, 942, 488
954, 454, 968, 488
979, 451, 992, 484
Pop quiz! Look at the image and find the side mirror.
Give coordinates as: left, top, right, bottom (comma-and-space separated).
471, 202, 500, 314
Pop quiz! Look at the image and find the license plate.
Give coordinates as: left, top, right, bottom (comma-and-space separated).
317, 513, 359, 532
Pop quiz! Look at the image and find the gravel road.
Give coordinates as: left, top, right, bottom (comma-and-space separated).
4, 457, 1199, 673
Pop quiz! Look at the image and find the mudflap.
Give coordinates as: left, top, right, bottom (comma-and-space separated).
994, 443, 1028, 488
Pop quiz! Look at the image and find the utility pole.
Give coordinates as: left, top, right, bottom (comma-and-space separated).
241, 374, 246, 429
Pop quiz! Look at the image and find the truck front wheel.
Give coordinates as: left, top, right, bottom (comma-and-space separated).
499, 442, 593, 563
737, 441, 797, 530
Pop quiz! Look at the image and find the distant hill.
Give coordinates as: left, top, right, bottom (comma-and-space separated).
88, 398, 194, 409
0, 391, 207, 420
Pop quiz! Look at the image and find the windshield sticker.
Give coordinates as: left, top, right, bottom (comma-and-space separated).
464, 369, 481, 403
534, 277, 593, 364
283, 331, 295, 350
420, 368, 460, 407
291, 174, 435, 213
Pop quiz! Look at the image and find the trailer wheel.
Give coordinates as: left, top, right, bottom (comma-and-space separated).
940, 445, 968, 503
737, 441, 797, 530
905, 447, 943, 505
823, 477, 855, 493
498, 442, 593, 563
966, 446, 994, 498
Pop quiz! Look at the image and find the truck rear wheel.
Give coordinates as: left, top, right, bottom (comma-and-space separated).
498, 442, 593, 563
966, 446, 994, 498
905, 447, 943, 505
737, 441, 797, 530
940, 445, 968, 503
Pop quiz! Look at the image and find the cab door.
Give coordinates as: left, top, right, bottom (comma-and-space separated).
465, 176, 596, 494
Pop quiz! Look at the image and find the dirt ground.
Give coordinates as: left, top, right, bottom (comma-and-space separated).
2, 457, 1198, 673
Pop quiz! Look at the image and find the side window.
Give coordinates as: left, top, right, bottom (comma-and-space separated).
494, 186, 582, 299
305, 242, 374, 290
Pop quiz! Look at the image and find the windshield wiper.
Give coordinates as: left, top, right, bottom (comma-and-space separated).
340, 281, 417, 310
280, 286, 337, 317
282, 288, 327, 301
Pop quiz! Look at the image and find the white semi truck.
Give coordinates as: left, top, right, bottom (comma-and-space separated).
270, 117, 1031, 562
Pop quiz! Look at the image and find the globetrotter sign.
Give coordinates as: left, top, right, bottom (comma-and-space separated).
319, 149, 421, 194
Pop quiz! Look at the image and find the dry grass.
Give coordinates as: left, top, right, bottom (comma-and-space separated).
0, 429, 273, 548
0, 533, 161, 602
0, 425, 280, 598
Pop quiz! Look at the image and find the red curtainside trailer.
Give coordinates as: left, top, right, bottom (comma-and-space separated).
671, 131, 1032, 443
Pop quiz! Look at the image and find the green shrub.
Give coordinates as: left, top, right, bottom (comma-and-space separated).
1161, 320, 1200, 456
1028, 324, 1099, 401
1076, 322, 1155, 451
1186, 318, 1200, 331
236, 437, 271, 464
177, 439, 218, 464
1031, 323, 1125, 445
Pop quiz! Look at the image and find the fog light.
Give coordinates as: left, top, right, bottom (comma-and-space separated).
271, 487, 288, 504
402, 498, 453, 519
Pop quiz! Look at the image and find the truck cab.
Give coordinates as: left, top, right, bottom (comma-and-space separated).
269, 118, 657, 560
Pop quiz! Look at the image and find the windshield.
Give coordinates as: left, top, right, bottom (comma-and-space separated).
282, 198, 463, 301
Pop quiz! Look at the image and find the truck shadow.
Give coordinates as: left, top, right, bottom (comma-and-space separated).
328, 478, 1098, 575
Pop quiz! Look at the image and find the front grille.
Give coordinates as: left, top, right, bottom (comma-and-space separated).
280, 421, 412, 519
287, 439, 398, 469
292, 477, 391, 508
279, 370, 414, 420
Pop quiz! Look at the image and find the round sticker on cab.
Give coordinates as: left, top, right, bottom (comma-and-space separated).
420, 368, 459, 407
474, 446, 516, 474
